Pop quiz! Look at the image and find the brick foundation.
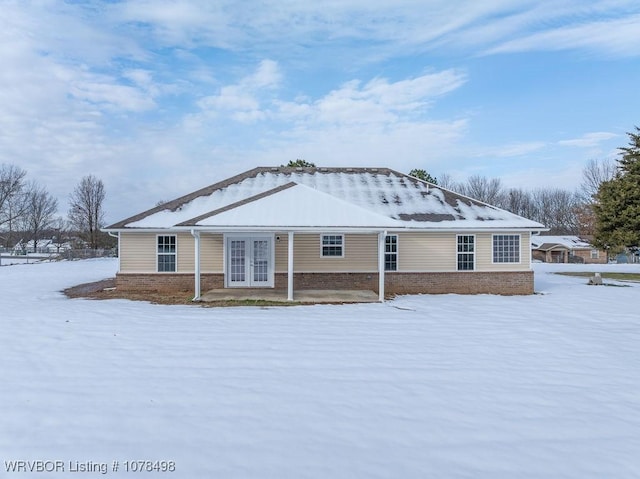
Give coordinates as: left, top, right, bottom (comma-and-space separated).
117, 270, 534, 296
116, 273, 224, 293
384, 271, 534, 295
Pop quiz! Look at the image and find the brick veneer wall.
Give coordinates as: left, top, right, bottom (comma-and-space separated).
383, 271, 534, 295
116, 273, 224, 293
117, 271, 534, 296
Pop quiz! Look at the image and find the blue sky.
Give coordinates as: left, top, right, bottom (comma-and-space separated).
2, 0, 639, 223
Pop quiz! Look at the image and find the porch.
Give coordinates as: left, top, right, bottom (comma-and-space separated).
199, 288, 380, 304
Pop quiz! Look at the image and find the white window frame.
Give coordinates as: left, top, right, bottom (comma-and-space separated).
492, 234, 521, 264
456, 234, 475, 271
320, 234, 344, 258
591, 249, 599, 259
157, 234, 177, 272
385, 234, 398, 271
223, 234, 275, 288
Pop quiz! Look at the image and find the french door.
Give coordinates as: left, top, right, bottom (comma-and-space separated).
226, 236, 274, 287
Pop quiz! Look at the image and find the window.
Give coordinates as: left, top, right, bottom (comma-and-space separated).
157, 235, 176, 272
385, 235, 398, 271
321, 234, 343, 257
591, 249, 599, 259
493, 234, 520, 263
457, 235, 475, 270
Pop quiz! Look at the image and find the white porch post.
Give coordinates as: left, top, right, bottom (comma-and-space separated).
191, 230, 201, 301
378, 231, 386, 302
287, 231, 294, 301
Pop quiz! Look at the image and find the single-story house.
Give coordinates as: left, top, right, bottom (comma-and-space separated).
103, 167, 546, 301
531, 235, 607, 264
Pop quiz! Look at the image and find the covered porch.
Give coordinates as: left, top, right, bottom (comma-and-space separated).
190, 229, 389, 302
185, 182, 400, 303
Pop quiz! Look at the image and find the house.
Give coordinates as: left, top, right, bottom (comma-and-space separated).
103, 167, 546, 301
531, 235, 607, 264
12, 239, 71, 255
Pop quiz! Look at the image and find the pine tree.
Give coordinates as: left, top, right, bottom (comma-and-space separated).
283, 159, 316, 167
408, 169, 438, 184
593, 127, 640, 251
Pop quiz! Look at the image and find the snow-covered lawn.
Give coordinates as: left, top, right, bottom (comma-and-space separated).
1, 259, 639, 478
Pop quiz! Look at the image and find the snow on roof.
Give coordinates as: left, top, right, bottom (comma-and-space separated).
187, 183, 403, 228
109, 167, 545, 230
531, 236, 594, 249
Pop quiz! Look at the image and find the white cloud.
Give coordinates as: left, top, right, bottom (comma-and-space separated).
558, 132, 619, 148
483, 12, 640, 57
109, 1, 640, 59
476, 142, 547, 158
195, 60, 282, 122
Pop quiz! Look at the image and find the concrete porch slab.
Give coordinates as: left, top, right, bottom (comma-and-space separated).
199, 288, 379, 303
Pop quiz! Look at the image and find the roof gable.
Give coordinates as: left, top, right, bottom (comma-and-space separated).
179, 182, 402, 228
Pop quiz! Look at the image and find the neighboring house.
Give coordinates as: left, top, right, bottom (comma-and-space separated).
531, 235, 607, 264
12, 239, 71, 255
103, 167, 546, 301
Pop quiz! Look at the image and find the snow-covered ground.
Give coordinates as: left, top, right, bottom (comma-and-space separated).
1, 259, 639, 478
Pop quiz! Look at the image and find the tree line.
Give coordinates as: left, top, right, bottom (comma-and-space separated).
411, 126, 640, 254
0, 166, 109, 252
5, 130, 637, 256
409, 158, 616, 236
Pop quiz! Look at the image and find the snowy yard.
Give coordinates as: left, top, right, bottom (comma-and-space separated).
1, 259, 639, 478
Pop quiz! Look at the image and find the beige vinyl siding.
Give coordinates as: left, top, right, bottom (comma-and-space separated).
120, 232, 223, 273
201, 233, 224, 273
274, 233, 289, 272
397, 232, 455, 271
176, 233, 224, 273
397, 231, 531, 272
477, 232, 531, 271
275, 233, 378, 273
119, 230, 531, 275
119, 232, 157, 272
176, 232, 194, 271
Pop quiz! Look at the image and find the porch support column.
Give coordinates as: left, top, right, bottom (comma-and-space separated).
287, 231, 294, 301
378, 231, 386, 302
191, 229, 201, 301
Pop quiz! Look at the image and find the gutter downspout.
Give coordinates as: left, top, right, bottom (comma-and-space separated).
190, 229, 201, 301
287, 231, 294, 301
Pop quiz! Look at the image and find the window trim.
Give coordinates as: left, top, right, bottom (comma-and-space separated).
384, 234, 398, 271
320, 234, 344, 258
456, 234, 476, 271
492, 234, 522, 264
590, 249, 599, 259
156, 234, 177, 273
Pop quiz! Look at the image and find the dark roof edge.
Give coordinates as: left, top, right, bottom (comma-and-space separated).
176, 182, 298, 226
104, 166, 268, 229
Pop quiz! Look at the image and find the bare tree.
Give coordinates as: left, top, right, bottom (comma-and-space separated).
501, 188, 536, 219
457, 175, 505, 205
437, 173, 456, 190
530, 188, 580, 234
22, 182, 59, 252
0, 165, 28, 243
580, 158, 616, 202
68, 175, 105, 250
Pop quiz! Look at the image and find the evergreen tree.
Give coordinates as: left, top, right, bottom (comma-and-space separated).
408, 168, 438, 184
283, 159, 316, 167
593, 127, 640, 251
